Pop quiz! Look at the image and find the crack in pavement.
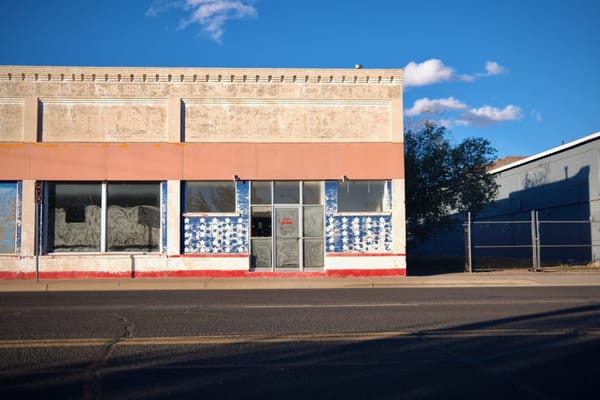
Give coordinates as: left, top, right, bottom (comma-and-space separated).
83, 314, 134, 400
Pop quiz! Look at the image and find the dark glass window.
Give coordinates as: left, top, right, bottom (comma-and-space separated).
338, 180, 387, 212
303, 181, 322, 205
251, 181, 271, 204
185, 181, 236, 213
274, 181, 299, 204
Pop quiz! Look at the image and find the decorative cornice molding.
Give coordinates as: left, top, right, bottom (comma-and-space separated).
39, 98, 168, 105
182, 98, 390, 106
0, 66, 402, 85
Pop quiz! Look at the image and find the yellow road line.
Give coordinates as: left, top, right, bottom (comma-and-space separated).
1, 329, 598, 349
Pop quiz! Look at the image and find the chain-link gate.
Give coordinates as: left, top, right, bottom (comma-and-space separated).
465, 211, 598, 272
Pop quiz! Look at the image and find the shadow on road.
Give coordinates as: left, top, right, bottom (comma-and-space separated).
1, 305, 599, 399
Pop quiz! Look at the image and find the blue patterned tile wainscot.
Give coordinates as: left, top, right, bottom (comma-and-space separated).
324, 181, 393, 253
183, 181, 249, 254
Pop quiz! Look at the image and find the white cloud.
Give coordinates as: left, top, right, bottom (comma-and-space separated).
405, 97, 468, 116
403, 59, 468, 88
147, 0, 257, 43
485, 61, 508, 76
404, 59, 509, 88
475, 61, 508, 77
532, 110, 543, 122
456, 105, 523, 127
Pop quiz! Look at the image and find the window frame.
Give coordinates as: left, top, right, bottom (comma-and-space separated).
45, 181, 163, 254
183, 180, 238, 217
335, 180, 391, 215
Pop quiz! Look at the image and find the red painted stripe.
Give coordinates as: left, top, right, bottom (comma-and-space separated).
0, 272, 37, 280
41, 271, 132, 279
325, 269, 406, 277
326, 253, 406, 257
0, 269, 406, 279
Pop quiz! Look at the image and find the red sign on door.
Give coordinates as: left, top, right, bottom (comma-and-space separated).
280, 217, 294, 225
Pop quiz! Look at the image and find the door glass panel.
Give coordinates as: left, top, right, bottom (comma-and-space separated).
251, 181, 271, 204
303, 206, 324, 237
251, 238, 272, 268
276, 208, 299, 238
277, 239, 299, 268
251, 205, 273, 269
251, 206, 272, 237
304, 238, 324, 268
276, 207, 299, 268
303, 181, 322, 204
274, 181, 299, 204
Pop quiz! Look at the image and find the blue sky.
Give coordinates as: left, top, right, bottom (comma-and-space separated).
1, 0, 599, 158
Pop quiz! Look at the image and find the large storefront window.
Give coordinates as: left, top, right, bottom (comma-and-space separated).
0, 182, 18, 253
337, 180, 388, 213
48, 183, 102, 252
107, 183, 160, 252
47, 182, 161, 253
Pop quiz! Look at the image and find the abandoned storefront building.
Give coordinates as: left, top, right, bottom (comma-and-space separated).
0, 66, 405, 278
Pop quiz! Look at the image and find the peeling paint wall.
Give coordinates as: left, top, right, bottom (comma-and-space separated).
0, 99, 24, 141
183, 181, 249, 254
183, 99, 390, 142
325, 181, 393, 253
39, 99, 168, 142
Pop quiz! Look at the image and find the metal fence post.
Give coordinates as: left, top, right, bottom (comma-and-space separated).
536, 210, 541, 271
531, 210, 536, 271
466, 212, 472, 273
531, 210, 541, 272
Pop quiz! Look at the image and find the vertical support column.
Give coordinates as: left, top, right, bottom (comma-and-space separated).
167, 97, 182, 142
167, 180, 181, 256
390, 98, 404, 143
391, 178, 406, 268
23, 97, 39, 142
20, 180, 37, 275
390, 91, 405, 269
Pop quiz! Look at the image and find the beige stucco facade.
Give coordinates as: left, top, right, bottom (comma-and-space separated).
0, 66, 405, 278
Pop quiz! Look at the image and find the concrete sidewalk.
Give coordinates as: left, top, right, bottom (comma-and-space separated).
1, 270, 600, 292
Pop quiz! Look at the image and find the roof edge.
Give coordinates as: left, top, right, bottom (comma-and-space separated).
489, 131, 600, 174
0, 65, 403, 85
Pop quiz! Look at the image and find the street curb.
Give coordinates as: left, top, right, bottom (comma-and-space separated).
1, 272, 600, 292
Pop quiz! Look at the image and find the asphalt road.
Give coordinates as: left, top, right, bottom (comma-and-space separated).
1, 287, 599, 399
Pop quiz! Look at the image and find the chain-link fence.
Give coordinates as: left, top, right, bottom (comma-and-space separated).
465, 211, 599, 272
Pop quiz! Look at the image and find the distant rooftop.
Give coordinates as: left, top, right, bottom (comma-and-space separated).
489, 156, 527, 171
489, 131, 600, 174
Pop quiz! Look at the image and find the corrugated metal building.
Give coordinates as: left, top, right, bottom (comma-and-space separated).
412, 131, 600, 266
